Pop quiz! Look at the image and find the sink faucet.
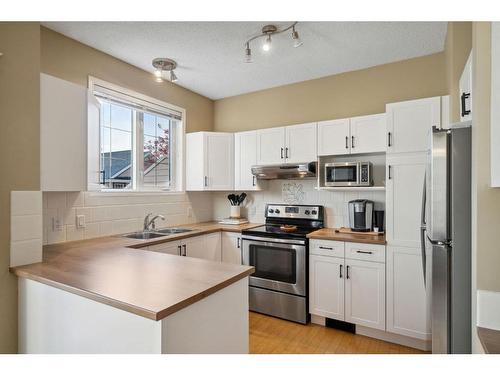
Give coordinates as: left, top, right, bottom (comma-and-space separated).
143, 213, 165, 231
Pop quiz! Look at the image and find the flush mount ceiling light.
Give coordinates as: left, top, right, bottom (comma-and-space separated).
152, 58, 178, 83
244, 22, 302, 63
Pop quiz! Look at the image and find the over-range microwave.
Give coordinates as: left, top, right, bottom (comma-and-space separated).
324, 161, 373, 187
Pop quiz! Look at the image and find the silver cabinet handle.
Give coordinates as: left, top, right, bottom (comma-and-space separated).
204, 176, 208, 187
351, 136, 355, 148
345, 136, 349, 149
356, 250, 373, 254
319, 246, 333, 250
339, 264, 343, 278
182, 244, 187, 256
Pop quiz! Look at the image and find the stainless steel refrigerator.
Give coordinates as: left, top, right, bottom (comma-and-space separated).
421, 122, 472, 354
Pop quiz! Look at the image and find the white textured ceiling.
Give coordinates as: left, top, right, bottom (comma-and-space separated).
42, 22, 447, 100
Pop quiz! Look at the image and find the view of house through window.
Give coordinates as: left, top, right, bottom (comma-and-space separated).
99, 100, 174, 190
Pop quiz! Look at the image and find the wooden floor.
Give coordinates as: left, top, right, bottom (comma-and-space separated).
249, 312, 426, 354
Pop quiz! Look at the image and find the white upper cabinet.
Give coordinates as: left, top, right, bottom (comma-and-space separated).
41, 73, 88, 191
317, 118, 351, 156
317, 114, 386, 156
344, 258, 386, 330
284, 122, 317, 163
386, 96, 441, 154
386, 153, 426, 247
256, 123, 317, 165
186, 132, 234, 191
459, 51, 473, 122
256, 127, 286, 165
234, 131, 261, 190
350, 113, 387, 154
386, 245, 430, 340
309, 254, 345, 321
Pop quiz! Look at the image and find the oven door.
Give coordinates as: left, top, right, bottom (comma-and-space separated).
242, 235, 306, 296
325, 162, 359, 186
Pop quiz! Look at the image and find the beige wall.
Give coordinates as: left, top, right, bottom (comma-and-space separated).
472, 22, 500, 292
444, 22, 473, 122
0, 22, 41, 353
40, 27, 214, 133
214, 52, 447, 132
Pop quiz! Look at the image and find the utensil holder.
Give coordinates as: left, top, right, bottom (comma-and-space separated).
230, 205, 241, 218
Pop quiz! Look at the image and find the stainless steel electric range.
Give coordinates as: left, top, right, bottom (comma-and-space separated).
241, 204, 324, 324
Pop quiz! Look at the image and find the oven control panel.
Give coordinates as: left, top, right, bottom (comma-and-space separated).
266, 204, 321, 220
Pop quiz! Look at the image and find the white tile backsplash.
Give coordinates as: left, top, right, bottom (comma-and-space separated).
10, 191, 43, 267
43, 191, 213, 244
212, 180, 385, 228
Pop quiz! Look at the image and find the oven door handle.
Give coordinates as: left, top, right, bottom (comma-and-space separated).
241, 235, 306, 246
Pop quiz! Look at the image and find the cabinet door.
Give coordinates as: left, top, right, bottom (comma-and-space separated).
285, 122, 317, 163
386, 246, 430, 340
386, 97, 441, 154
317, 118, 351, 156
234, 131, 260, 191
205, 133, 234, 190
345, 259, 385, 330
41, 74, 87, 191
386, 154, 427, 247
256, 127, 286, 165
221, 232, 242, 264
184, 233, 221, 261
147, 241, 181, 256
309, 255, 345, 320
350, 113, 386, 154
459, 52, 472, 122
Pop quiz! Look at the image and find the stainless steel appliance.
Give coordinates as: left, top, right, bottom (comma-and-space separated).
421, 122, 472, 354
348, 199, 374, 232
324, 161, 373, 187
241, 204, 324, 324
251, 162, 316, 180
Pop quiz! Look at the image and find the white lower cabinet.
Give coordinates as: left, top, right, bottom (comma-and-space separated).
221, 232, 242, 265
309, 254, 344, 321
386, 245, 430, 340
344, 259, 385, 330
309, 239, 385, 331
144, 233, 222, 262
184, 232, 221, 262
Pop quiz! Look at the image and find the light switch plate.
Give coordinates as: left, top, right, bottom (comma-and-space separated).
76, 214, 86, 229
52, 216, 63, 232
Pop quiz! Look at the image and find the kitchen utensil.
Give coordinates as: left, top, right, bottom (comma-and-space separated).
227, 194, 237, 206
238, 193, 247, 205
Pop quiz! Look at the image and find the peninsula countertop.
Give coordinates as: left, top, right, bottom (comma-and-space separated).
10, 221, 261, 321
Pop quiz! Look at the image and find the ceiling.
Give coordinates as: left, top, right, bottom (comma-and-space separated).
42, 22, 448, 100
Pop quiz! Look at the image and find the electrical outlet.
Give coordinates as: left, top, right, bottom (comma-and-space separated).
52, 216, 63, 232
187, 206, 193, 218
76, 214, 86, 229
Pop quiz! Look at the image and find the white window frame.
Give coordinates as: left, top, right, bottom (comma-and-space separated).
88, 76, 186, 194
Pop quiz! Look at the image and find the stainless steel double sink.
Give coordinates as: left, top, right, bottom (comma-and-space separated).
123, 228, 193, 240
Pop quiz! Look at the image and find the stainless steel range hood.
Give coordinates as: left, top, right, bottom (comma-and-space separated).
251, 162, 317, 180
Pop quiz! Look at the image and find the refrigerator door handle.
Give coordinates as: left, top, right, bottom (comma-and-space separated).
420, 171, 427, 285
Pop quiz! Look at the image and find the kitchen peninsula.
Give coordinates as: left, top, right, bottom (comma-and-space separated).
11, 223, 257, 354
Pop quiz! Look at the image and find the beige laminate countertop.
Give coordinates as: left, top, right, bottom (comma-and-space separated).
307, 228, 387, 245
10, 221, 262, 321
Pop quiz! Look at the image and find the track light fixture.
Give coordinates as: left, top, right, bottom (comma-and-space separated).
243, 22, 302, 63
152, 58, 179, 83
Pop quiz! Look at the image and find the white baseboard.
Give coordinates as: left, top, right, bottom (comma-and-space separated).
477, 289, 500, 330
356, 326, 431, 351
310, 314, 430, 351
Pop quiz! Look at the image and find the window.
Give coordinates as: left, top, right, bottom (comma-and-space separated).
89, 77, 184, 192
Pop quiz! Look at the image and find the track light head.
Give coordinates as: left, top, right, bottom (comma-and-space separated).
292, 26, 303, 48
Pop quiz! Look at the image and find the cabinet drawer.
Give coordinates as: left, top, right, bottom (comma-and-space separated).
310, 240, 344, 258
345, 242, 385, 263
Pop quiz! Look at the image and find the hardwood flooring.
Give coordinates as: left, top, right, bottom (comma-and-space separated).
249, 312, 426, 354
